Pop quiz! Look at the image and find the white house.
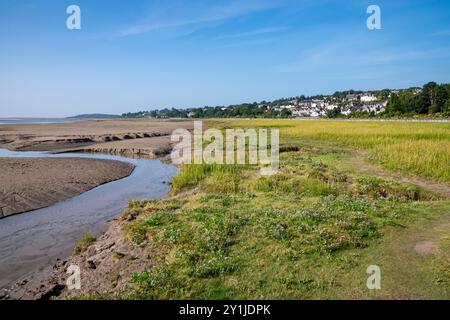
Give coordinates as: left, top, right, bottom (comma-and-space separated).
279, 105, 296, 110
360, 94, 377, 103
342, 108, 352, 116
326, 104, 339, 110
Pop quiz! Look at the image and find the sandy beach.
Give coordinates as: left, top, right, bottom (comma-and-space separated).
0, 157, 134, 218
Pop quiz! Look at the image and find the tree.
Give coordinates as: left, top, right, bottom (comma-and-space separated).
386, 93, 401, 114
326, 107, 342, 118
377, 89, 390, 101
398, 91, 415, 113
422, 82, 448, 113
279, 109, 292, 118
432, 85, 449, 113
442, 84, 450, 97
444, 99, 450, 114
412, 92, 428, 114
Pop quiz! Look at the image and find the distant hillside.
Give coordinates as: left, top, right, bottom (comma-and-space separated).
68, 114, 121, 119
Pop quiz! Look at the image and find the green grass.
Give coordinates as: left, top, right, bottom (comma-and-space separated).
117, 143, 449, 299
73, 232, 96, 255
171, 164, 249, 193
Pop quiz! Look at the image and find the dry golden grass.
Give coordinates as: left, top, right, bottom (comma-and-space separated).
218, 120, 450, 182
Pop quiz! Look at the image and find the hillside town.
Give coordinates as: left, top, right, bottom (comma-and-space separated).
122, 83, 450, 119
123, 91, 392, 119
269, 92, 388, 117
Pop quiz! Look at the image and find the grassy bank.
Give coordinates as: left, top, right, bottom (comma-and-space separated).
121, 117, 450, 299
73, 119, 450, 299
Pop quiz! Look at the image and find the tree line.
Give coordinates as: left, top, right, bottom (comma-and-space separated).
122, 104, 292, 119
385, 82, 450, 116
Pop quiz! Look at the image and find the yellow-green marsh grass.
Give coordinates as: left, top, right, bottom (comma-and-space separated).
215, 120, 450, 183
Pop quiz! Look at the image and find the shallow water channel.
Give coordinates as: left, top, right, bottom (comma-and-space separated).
0, 148, 178, 289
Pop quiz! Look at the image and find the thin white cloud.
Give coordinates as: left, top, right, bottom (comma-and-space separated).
117, 0, 282, 37
211, 36, 281, 49
213, 26, 288, 40
275, 35, 450, 74
431, 29, 450, 36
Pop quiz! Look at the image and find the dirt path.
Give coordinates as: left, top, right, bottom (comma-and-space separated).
341, 149, 450, 298
370, 203, 450, 299
346, 150, 450, 198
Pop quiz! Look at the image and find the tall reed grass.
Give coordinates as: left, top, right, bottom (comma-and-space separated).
221, 120, 450, 182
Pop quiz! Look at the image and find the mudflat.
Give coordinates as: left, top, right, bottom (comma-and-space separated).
0, 119, 194, 218
0, 119, 194, 155
0, 157, 134, 218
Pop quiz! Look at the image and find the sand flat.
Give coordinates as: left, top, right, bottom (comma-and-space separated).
0, 119, 194, 152
0, 119, 194, 218
0, 157, 134, 218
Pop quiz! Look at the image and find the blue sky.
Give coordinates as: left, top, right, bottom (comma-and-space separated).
1, 0, 450, 117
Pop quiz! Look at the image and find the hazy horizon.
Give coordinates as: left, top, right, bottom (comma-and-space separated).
1, 0, 450, 117
0, 82, 438, 119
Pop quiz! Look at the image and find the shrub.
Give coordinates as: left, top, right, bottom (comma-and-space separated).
74, 232, 96, 254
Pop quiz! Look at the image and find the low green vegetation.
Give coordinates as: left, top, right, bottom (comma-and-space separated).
171, 164, 248, 194
118, 142, 448, 299
74, 232, 96, 255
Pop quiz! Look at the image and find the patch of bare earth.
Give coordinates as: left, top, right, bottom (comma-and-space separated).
414, 241, 439, 256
